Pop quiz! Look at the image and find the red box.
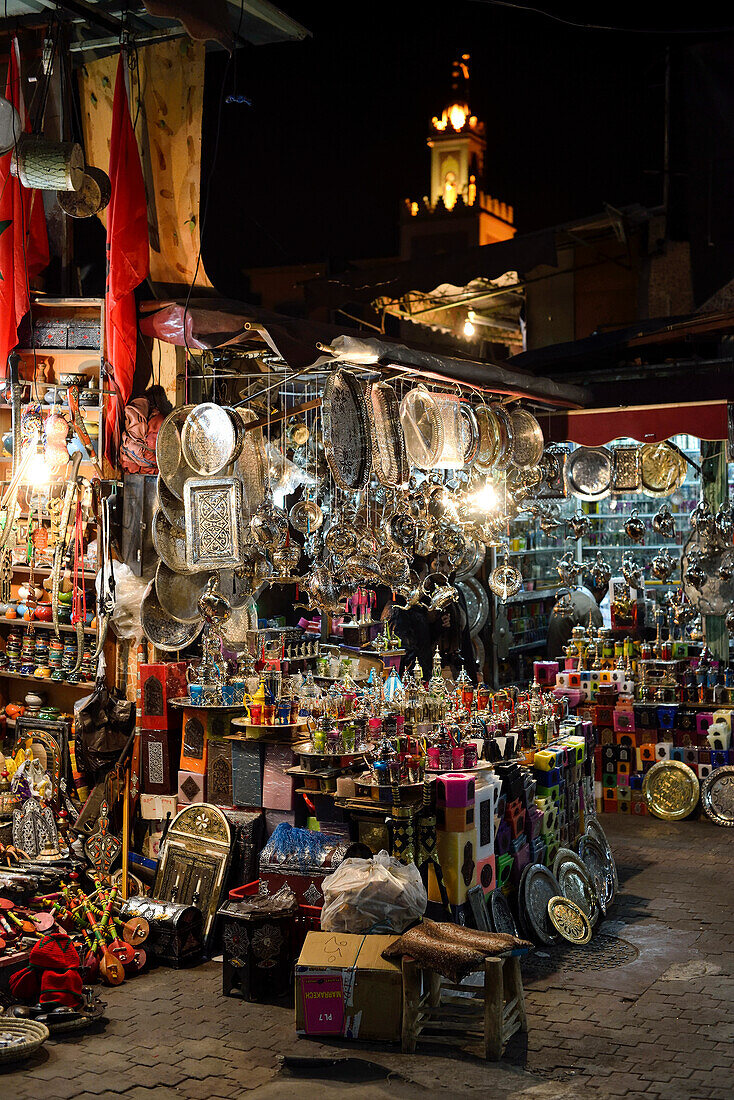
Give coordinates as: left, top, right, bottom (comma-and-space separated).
603, 799, 618, 814
613, 709, 635, 732
139, 662, 187, 729
141, 728, 176, 795
475, 854, 496, 893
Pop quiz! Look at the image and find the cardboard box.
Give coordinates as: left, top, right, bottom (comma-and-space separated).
295, 932, 401, 1042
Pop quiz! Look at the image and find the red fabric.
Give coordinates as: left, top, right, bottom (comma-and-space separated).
0, 38, 50, 379
105, 54, 149, 462
30, 931, 80, 972
40, 967, 84, 1008
9, 965, 40, 1001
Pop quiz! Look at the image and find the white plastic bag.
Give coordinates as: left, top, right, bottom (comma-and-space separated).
320, 850, 427, 934
107, 562, 149, 642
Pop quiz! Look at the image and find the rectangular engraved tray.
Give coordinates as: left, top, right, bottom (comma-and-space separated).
184, 476, 246, 571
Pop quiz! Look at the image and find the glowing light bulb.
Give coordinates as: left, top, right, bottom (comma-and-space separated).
25, 451, 51, 487
472, 483, 498, 514
463, 319, 475, 338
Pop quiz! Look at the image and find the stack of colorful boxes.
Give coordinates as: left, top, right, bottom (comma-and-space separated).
428, 770, 501, 916
588, 697, 734, 816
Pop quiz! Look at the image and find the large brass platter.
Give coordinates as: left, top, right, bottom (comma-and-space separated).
643, 760, 699, 820
640, 442, 687, 498
701, 766, 734, 827
509, 407, 544, 468
547, 896, 592, 945
141, 581, 203, 652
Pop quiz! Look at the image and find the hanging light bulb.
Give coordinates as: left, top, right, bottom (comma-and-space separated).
463, 319, 475, 338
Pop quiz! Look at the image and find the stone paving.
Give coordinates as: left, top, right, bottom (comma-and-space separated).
3, 813, 733, 1099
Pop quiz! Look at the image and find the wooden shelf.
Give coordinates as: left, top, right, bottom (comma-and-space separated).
0, 619, 96, 636
0, 669, 93, 690
11, 564, 97, 579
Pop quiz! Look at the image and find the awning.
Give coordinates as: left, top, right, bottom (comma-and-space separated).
139, 298, 589, 408
542, 400, 731, 446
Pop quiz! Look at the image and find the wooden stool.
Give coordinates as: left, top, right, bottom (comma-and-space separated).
401, 952, 528, 1060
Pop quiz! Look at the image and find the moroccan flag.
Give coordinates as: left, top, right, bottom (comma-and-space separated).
105, 54, 149, 462
0, 38, 50, 378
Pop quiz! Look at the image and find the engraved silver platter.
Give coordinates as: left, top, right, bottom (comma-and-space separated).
181, 403, 241, 476
585, 817, 618, 895
554, 855, 600, 927
141, 581, 203, 651
156, 404, 196, 501
220, 597, 258, 650
234, 407, 267, 513
460, 404, 480, 466
577, 834, 615, 912
519, 863, 561, 945
155, 562, 210, 623
509, 407, 544, 468
157, 475, 184, 527
152, 509, 194, 574
400, 386, 444, 470
457, 576, 489, 635
321, 368, 372, 491
218, 568, 253, 609
369, 380, 409, 488
489, 888, 519, 937
701, 766, 734, 827
565, 446, 612, 501
183, 477, 246, 572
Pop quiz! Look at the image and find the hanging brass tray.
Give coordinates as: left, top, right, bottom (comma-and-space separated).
141, 581, 203, 652
643, 760, 700, 820
321, 368, 372, 490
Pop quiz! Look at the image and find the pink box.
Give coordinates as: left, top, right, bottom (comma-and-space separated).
534, 660, 559, 685
697, 713, 715, 736
436, 773, 475, 808
613, 708, 635, 732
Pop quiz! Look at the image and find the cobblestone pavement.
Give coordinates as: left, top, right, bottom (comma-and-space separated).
3, 814, 733, 1099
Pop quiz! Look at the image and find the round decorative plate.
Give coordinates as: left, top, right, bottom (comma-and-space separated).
369, 381, 409, 488
701, 766, 734, 827
547, 896, 592, 945
152, 509, 193, 574
520, 863, 561, 945
565, 446, 612, 501
157, 475, 185, 527
322, 369, 372, 490
234, 407, 266, 513
577, 835, 615, 912
586, 817, 618, 895
460, 404, 480, 466
220, 598, 258, 650
400, 386, 444, 470
156, 405, 196, 501
155, 562, 210, 624
555, 858, 600, 927
474, 405, 500, 471
491, 404, 514, 471
181, 403, 239, 476
488, 562, 523, 601
640, 442, 687, 498
456, 576, 490, 635
141, 582, 203, 652
489, 888, 519, 937
509, 408, 544, 468
642, 760, 699, 820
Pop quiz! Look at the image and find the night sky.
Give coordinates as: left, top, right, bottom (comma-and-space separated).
197, 3, 733, 304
